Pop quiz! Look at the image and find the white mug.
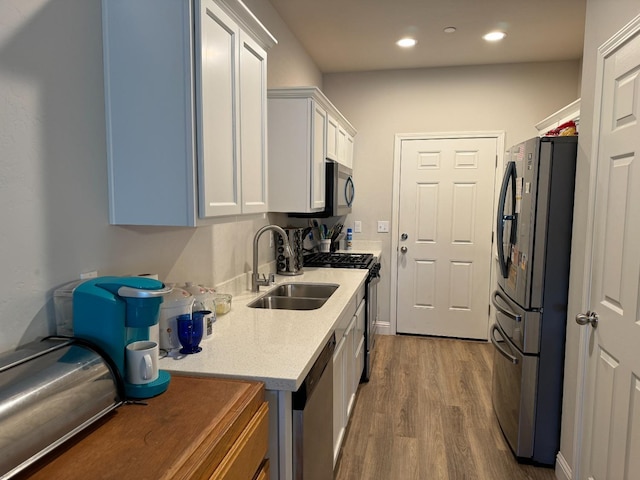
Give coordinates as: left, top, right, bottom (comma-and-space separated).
125, 340, 159, 384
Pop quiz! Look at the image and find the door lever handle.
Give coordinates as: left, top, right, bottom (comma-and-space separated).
400, 246, 408, 253
575, 311, 598, 328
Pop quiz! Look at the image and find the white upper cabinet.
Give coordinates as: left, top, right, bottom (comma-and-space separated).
102, 0, 275, 226
268, 87, 356, 214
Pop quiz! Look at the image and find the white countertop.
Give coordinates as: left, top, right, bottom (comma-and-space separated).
159, 267, 368, 391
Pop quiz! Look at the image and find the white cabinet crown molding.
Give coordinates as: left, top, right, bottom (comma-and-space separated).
268, 86, 357, 136
535, 98, 581, 133
215, 0, 277, 49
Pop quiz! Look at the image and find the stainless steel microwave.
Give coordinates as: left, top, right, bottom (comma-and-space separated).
289, 161, 354, 218
327, 161, 354, 216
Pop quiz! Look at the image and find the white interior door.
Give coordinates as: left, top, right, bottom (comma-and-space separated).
579, 19, 640, 480
396, 136, 497, 339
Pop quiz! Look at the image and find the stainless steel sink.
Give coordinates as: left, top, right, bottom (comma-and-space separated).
247, 282, 338, 310
248, 296, 328, 310
266, 283, 338, 299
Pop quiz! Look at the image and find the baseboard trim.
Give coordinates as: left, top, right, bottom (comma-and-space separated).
555, 452, 572, 480
375, 321, 392, 336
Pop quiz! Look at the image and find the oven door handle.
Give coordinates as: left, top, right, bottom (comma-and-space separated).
492, 290, 522, 323
490, 324, 519, 365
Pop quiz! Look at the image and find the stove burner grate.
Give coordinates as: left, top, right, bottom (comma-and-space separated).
303, 252, 374, 269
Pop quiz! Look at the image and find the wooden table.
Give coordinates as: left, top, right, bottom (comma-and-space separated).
17, 375, 269, 480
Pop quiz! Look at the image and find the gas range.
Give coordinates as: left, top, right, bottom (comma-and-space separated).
304, 250, 380, 384
303, 252, 375, 270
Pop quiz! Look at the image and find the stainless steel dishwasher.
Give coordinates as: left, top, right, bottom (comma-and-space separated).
292, 333, 336, 480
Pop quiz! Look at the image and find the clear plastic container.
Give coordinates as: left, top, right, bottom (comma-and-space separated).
53, 280, 85, 336
214, 293, 232, 315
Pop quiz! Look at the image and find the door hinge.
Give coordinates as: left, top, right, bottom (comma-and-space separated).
491, 231, 494, 244
495, 154, 498, 168
488, 304, 491, 316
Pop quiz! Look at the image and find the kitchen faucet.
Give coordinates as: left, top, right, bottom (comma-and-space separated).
252, 225, 294, 292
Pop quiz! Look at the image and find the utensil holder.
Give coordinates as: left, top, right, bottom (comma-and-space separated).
276, 228, 305, 276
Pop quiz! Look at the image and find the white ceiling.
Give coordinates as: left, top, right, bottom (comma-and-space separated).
268, 0, 586, 73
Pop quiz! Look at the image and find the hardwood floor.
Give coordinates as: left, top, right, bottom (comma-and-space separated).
334, 335, 557, 480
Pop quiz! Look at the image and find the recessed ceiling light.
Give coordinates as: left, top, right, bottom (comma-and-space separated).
483, 31, 506, 42
396, 37, 417, 48
443, 27, 457, 34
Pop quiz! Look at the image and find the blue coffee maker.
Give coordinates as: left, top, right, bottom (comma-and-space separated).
73, 276, 172, 399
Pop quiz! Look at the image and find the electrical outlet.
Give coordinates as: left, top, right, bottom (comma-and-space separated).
80, 270, 98, 279
354, 221, 362, 233
377, 221, 390, 233
269, 232, 273, 247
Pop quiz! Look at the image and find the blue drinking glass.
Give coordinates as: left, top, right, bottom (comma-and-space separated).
177, 314, 203, 354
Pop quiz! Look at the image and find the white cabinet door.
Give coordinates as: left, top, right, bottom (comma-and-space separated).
199, 2, 268, 217
336, 126, 354, 168
353, 299, 366, 386
337, 126, 348, 167
332, 335, 346, 467
239, 32, 268, 214
345, 315, 357, 418
268, 98, 326, 214
197, 0, 241, 217
312, 104, 327, 210
331, 292, 363, 467
326, 114, 339, 161
345, 132, 355, 168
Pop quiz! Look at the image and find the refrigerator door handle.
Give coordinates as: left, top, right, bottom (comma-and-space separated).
492, 290, 522, 323
490, 324, 519, 365
496, 161, 517, 278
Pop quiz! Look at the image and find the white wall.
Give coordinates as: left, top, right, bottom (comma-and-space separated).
558, 1, 640, 478
322, 62, 581, 328
5, 1, 635, 474
0, 0, 319, 354
243, 0, 322, 88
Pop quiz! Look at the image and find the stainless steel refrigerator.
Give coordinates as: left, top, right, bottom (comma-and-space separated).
490, 136, 578, 465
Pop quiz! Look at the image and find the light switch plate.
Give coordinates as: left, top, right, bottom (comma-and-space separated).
354, 221, 362, 233
377, 221, 389, 233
